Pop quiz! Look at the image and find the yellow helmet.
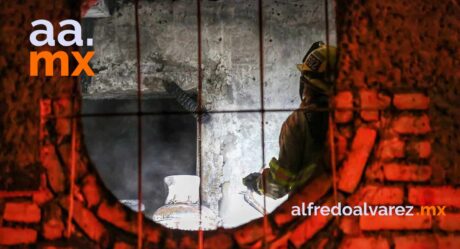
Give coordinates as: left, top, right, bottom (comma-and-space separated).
297, 42, 337, 94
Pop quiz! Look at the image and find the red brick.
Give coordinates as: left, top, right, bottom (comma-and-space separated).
338, 127, 377, 193
143, 225, 162, 244
334, 91, 353, 123
234, 219, 273, 246
33, 189, 54, 206
114, 241, 135, 249
53, 98, 73, 117
339, 236, 389, 249
274, 172, 331, 226
359, 90, 379, 121
98, 201, 137, 234
75, 154, 89, 180
339, 216, 360, 235
0, 191, 37, 198
40, 120, 50, 140
38, 246, 82, 249
392, 114, 431, 135
408, 186, 460, 208
348, 185, 404, 206
290, 214, 330, 248
377, 92, 391, 107
436, 235, 460, 249
393, 93, 430, 110
40, 144, 66, 193
56, 143, 72, 171
179, 234, 198, 249
289, 198, 335, 248
40, 99, 52, 117
3, 202, 41, 223
393, 235, 437, 249
338, 125, 354, 139
55, 118, 71, 137
60, 198, 108, 243
360, 215, 432, 231
42, 203, 64, 240
315, 238, 330, 249
365, 161, 384, 181
81, 174, 101, 208
383, 163, 432, 182
438, 213, 460, 231
376, 137, 405, 160
407, 141, 431, 159
336, 133, 348, 162
377, 93, 391, 108
164, 235, 179, 249
43, 218, 64, 240
56, 144, 88, 180
0, 227, 37, 245
204, 233, 233, 249
52, 116, 86, 168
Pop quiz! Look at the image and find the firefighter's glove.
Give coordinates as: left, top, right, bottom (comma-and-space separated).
259, 168, 289, 199
243, 172, 262, 194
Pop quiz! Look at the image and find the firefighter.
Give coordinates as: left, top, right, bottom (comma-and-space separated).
243, 41, 337, 199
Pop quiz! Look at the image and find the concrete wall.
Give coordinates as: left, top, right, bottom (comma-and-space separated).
84, 0, 336, 227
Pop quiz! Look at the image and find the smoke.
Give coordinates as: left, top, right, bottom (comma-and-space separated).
82, 98, 197, 216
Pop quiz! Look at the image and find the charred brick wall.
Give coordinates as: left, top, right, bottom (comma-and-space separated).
332, 0, 460, 248
0, 0, 459, 248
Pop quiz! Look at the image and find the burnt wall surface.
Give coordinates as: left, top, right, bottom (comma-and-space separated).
0, 0, 459, 249
82, 98, 196, 215
336, 0, 460, 185
81, 0, 336, 227
84, 0, 335, 99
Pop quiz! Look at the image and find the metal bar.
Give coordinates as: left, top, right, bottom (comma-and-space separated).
196, 0, 204, 248
49, 106, 394, 119
258, 0, 269, 247
45, 107, 393, 120
134, 0, 143, 248
324, 0, 340, 228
